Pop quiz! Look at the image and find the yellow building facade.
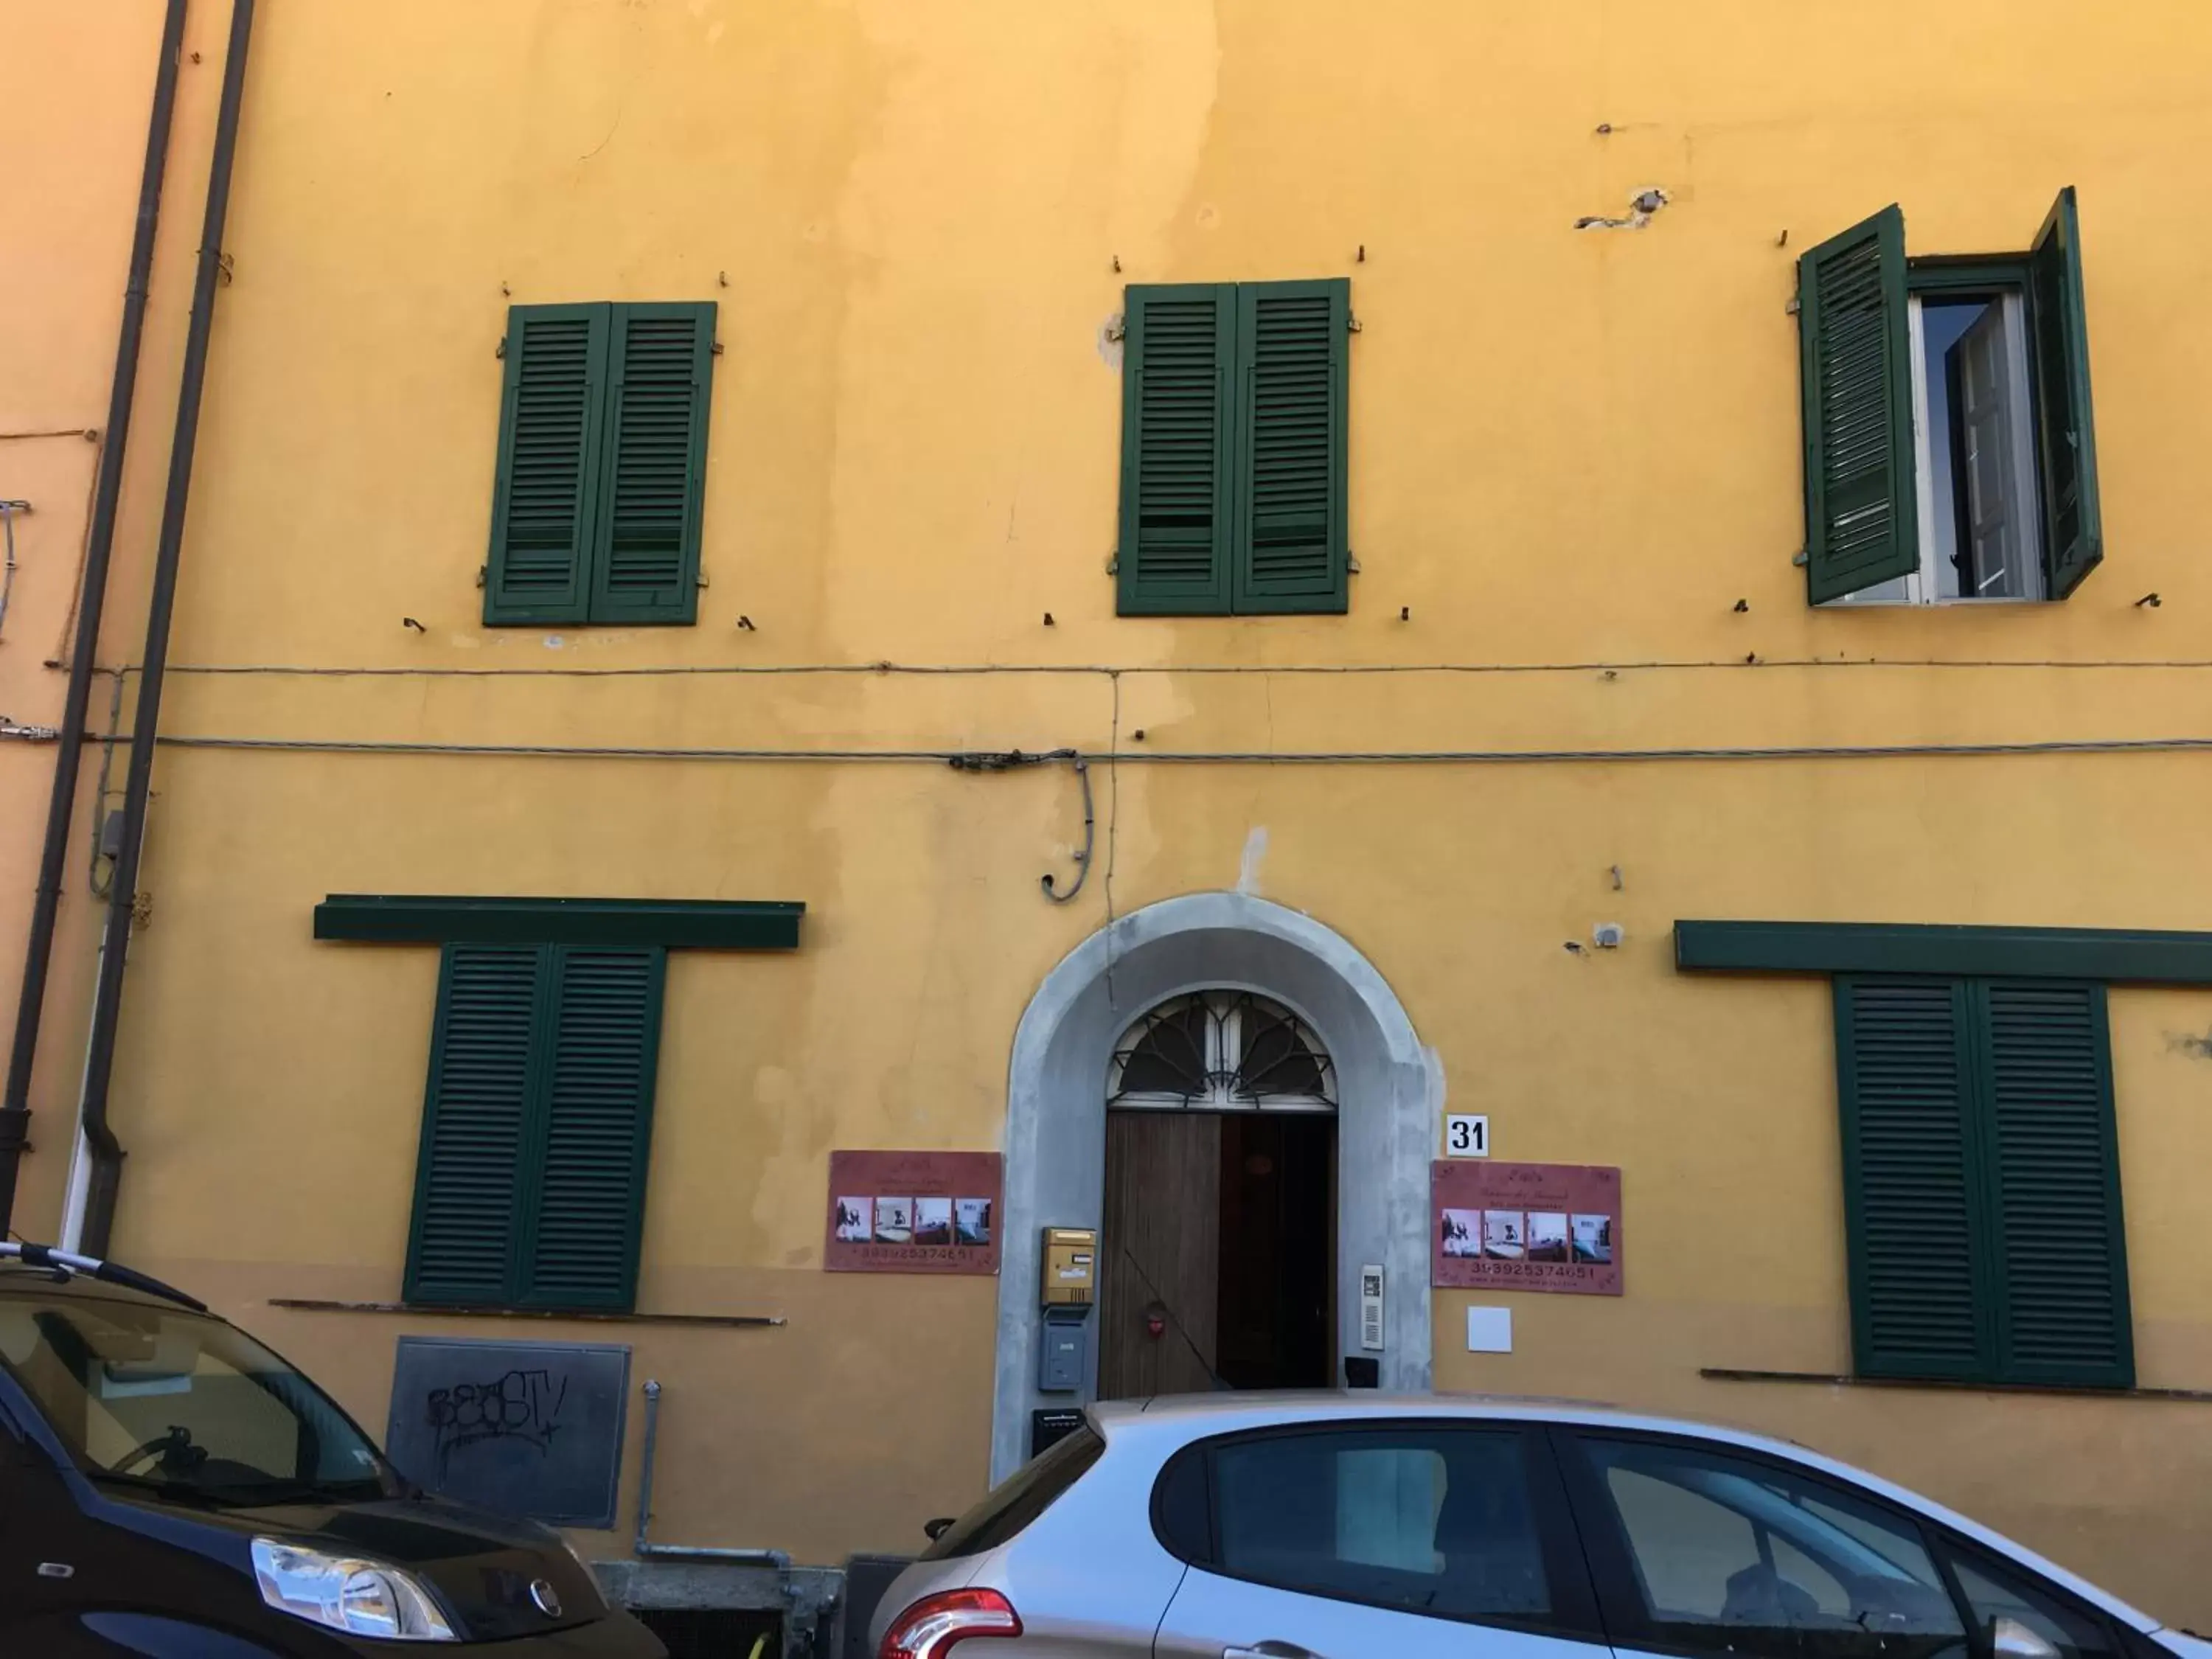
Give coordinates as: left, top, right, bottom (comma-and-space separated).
10, 0, 2212, 1634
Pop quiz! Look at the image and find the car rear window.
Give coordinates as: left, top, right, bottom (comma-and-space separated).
919, 1424, 1105, 1560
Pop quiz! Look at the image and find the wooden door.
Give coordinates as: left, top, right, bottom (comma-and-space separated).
1097, 1112, 1220, 1399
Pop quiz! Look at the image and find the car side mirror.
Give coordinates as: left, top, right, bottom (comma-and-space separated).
1994, 1616, 2063, 1659
923, 1517, 955, 1542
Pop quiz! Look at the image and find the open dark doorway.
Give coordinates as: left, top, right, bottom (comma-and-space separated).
1097, 1109, 1336, 1399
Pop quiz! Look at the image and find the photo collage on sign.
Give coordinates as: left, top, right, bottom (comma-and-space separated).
835, 1194, 992, 1248
1439, 1208, 1608, 1262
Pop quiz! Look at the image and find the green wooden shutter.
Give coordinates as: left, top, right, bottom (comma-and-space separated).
1118, 285, 1235, 615
1835, 977, 1990, 1380
591, 302, 714, 625
1799, 207, 1917, 604
1978, 981, 2132, 1387
404, 945, 547, 1305
517, 947, 665, 1312
485, 305, 609, 626
1234, 279, 1349, 614
2028, 189, 2104, 599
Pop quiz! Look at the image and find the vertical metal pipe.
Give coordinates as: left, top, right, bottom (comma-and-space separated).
0, 0, 190, 1237
78, 0, 257, 1256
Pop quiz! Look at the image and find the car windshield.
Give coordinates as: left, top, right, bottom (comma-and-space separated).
0, 1285, 395, 1508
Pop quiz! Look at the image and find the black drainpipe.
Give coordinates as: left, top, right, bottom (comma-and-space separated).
0, 0, 191, 1239
78, 0, 257, 1258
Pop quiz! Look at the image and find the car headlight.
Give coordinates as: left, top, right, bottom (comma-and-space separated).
251, 1539, 458, 1642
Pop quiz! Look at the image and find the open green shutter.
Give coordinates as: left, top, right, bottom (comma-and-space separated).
1978, 981, 2132, 1387
2028, 189, 2103, 599
1799, 207, 1917, 604
517, 947, 665, 1312
405, 945, 548, 1305
1234, 279, 1349, 614
591, 302, 714, 625
1118, 285, 1234, 615
1835, 978, 1990, 1380
486, 305, 608, 625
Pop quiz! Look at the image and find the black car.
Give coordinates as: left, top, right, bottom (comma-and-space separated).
0, 1242, 666, 1656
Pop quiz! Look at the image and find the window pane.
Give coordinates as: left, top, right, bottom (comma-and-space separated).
1211, 1428, 1551, 1621
1949, 1553, 2118, 1659
919, 1424, 1103, 1560
0, 1294, 390, 1502
1115, 1000, 1211, 1098
1582, 1438, 1965, 1659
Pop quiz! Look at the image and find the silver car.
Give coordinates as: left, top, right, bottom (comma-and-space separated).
872, 1393, 2202, 1659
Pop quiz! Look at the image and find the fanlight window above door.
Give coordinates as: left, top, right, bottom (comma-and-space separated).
1107, 991, 1335, 1113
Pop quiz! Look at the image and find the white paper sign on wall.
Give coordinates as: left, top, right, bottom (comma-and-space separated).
1467, 1306, 1513, 1354
1443, 1113, 1489, 1158
1359, 1264, 1385, 1352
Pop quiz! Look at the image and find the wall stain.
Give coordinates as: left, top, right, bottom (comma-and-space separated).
2168, 1029, 2212, 1062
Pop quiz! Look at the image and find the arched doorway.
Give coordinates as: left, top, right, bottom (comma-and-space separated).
992, 893, 1439, 1481
1097, 992, 1338, 1398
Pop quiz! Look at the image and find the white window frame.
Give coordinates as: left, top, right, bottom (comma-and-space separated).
1834, 289, 2045, 607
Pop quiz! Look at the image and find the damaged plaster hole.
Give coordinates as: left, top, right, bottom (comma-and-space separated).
1576, 187, 1669, 231
1099, 311, 1126, 369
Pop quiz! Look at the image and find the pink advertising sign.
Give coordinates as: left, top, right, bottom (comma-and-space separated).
824, 1150, 1003, 1276
1431, 1160, 1622, 1296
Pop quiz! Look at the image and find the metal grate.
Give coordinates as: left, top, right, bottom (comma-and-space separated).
1107, 990, 1335, 1113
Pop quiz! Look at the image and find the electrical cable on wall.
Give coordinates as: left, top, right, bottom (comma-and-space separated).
139, 653, 2212, 680
0, 501, 31, 641
137, 732, 2212, 765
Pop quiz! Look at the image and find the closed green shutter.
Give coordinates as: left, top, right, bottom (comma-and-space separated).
1835, 975, 2132, 1388
1118, 285, 1235, 615
485, 306, 609, 625
1799, 206, 1917, 604
591, 303, 714, 624
2028, 189, 2104, 599
1234, 279, 1349, 614
405, 942, 666, 1312
518, 947, 665, 1311
405, 945, 546, 1305
1979, 981, 2132, 1387
1835, 978, 1989, 1380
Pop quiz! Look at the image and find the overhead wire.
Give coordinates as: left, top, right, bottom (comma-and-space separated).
133, 732, 2212, 765
131, 654, 2212, 679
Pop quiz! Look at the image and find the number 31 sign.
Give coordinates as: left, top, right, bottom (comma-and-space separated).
1444, 1114, 1489, 1158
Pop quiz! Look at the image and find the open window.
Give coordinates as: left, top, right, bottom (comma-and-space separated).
1798, 192, 2101, 606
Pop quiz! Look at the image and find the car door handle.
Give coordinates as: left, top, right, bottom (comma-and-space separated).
1225, 1645, 1326, 1659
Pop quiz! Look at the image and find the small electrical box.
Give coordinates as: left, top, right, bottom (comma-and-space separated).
1030, 1408, 1085, 1458
1037, 1315, 1088, 1391
1041, 1228, 1097, 1307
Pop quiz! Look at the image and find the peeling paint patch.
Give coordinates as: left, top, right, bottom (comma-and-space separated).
2168, 1029, 2212, 1061
1237, 826, 1268, 896
1098, 312, 1125, 369
1576, 187, 1670, 231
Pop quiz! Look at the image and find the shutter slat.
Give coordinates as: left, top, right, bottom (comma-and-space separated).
1799, 207, 1917, 603
1837, 978, 1986, 1380
1233, 281, 1349, 613
1119, 286, 1235, 614
485, 307, 607, 624
1984, 981, 2132, 1385
406, 945, 542, 1304
521, 947, 664, 1312
590, 304, 713, 622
